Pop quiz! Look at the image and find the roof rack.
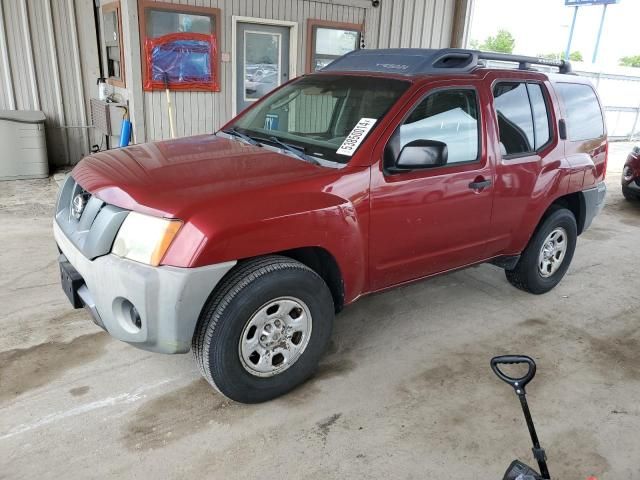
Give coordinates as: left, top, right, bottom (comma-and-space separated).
321, 48, 573, 76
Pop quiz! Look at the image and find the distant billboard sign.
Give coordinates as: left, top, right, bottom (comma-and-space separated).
565, 0, 620, 5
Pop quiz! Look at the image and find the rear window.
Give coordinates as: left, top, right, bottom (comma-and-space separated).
555, 83, 604, 141
494, 83, 534, 155
528, 84, 551, 149
493, 82, 552, 156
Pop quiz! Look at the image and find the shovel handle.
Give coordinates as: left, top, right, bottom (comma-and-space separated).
491, 355, 536, 393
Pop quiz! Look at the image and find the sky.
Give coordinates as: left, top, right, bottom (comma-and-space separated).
467, 0, 640, 67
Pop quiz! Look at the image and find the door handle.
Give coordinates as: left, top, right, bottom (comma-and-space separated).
468, 178, 492, 190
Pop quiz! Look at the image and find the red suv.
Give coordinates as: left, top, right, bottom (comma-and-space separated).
622, 146, 640, 201
54, 49, 607, 403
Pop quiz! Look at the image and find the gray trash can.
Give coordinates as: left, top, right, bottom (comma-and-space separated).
0, 110, 48, 180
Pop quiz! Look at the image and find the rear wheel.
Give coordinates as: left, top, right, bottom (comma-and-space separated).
505, 207, 577, 294
192, 256, 334, 403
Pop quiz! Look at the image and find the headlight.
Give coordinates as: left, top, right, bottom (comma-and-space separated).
623, 165, 634, 182
112, 212, 182, 266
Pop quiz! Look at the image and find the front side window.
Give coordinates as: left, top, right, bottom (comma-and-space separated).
398, 89, 480, 164
230, 75, 409, 164
555, 83, 604, 141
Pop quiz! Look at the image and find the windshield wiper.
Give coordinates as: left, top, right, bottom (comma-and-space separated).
220, 127, 261, 146
267, 136, 320, 166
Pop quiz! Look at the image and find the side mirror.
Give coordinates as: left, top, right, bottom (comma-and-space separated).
393, 140, 448, 171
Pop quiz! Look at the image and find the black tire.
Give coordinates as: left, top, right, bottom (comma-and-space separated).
505, 206, 577, 294
192, 255, 334, 403
622, 187, 638, 201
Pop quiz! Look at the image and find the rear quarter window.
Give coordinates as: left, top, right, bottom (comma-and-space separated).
555, 83, 604, 141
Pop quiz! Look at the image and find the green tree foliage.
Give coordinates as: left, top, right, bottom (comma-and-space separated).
539, 51, 583, 62
471, 30, 516, 54
619, 55, 640, 68
570, 51, 583, 62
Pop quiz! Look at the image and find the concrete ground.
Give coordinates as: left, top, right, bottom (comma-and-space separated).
1, 143, 638, 480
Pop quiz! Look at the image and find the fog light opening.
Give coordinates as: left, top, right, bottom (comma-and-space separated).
114, 298, 143, 333
130, 305, 142, 330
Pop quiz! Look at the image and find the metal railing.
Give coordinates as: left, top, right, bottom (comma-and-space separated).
575, 69, 640, 141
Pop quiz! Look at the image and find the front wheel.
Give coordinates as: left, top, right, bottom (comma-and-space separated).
505, 207, 577, 294
192, 256, 334, 403
622, 187, 638, 202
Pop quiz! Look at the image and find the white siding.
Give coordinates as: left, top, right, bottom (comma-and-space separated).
0, 0, 459, 166
366, 0, 455, 49
0, 0, 99, 166
139, 0, 458, 142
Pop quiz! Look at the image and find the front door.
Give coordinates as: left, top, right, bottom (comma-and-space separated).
369, 82, 495, 290
236, 22, 290, 113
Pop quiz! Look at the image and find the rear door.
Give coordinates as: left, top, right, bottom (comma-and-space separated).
483, 73, 564, 256
368, 80, 495, 290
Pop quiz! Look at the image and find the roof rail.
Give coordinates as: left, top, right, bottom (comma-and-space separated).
475, 51, 572, 74
321, 48, 573, 76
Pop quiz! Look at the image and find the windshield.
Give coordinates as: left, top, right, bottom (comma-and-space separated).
229, 75, 410, 164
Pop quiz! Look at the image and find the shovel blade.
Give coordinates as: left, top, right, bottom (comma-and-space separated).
503, 460, 542, 480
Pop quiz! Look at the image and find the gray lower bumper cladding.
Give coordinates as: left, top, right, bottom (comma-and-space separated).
54, 221, 236, 353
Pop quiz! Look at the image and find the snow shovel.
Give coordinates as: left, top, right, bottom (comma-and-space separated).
491, 355, 551, 480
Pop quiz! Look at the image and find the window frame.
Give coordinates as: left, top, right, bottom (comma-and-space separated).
305, 19, 363, 73
491, 79, 555, 160
102, 1, 126, 88
138, 0, 221, 92
384, 85, 483, 174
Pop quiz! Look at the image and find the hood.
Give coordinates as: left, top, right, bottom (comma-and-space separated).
72, 135, 331, 218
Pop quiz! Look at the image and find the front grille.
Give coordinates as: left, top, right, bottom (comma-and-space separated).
55, 175, 129, 259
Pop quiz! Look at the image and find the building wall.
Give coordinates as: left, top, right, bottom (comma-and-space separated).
0, 0, 462, 167
129, 0, 460, 144
0, 0, 100, 167
367, 0, 456, 50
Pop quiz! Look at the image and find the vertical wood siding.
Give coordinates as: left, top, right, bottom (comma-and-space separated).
141, 0, 457, 142
366, 0, 455, 49
0, 0, 458, 165
0, 0, 98, 166
142, 0, 367, 141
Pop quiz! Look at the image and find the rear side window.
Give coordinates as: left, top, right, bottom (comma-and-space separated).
493, 82, 552, 156
555, 83, 604, 141
399, 89, 479, 164
528, 84, 551, 148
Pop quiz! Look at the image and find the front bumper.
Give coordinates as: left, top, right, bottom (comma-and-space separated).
582, 181, 607, 232
54, 221, 236, 353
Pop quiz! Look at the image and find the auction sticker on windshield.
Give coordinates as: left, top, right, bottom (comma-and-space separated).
336, 118, 377, 156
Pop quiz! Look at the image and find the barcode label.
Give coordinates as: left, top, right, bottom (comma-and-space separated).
336, 118, 377, 156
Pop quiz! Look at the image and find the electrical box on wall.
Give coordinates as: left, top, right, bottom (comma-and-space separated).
90, 98, 127, 137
